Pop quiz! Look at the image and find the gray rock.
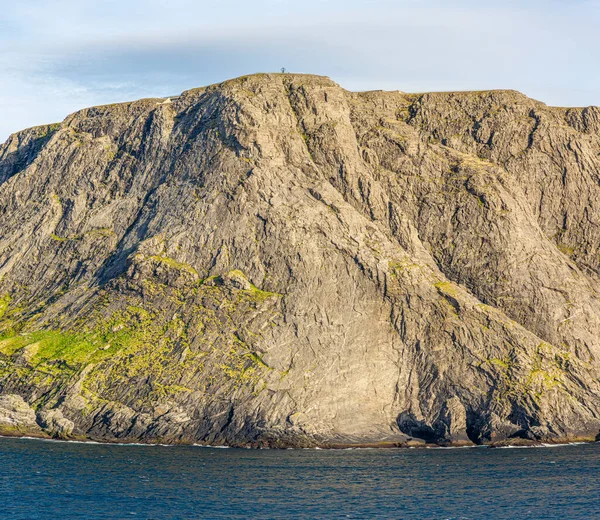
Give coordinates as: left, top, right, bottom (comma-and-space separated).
36, 409, 75, 438
1, 74, 600, 447
0, 395, 41, 433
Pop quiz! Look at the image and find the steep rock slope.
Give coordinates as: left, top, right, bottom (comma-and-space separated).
1, 74, 600, 447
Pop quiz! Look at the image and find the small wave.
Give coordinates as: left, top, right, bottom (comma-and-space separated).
16, 436, 106, 446
541, 442, 586, 448
435, 445, 478, 450
496, 445, 537, 449
4, 436, 176, 448
193, 444, 231, 449
497, 442, 588, 449
3, 435, 593, 451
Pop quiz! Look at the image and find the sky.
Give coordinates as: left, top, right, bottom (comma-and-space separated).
1, 0, 600, 141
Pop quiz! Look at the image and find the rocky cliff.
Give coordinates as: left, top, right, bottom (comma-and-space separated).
1, 73, 600, 447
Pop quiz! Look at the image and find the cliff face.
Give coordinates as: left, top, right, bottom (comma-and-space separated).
1, 73, 600, 447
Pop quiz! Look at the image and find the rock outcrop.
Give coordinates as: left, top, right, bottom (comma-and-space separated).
0, 394, 42, 435
1, 73, 600, 447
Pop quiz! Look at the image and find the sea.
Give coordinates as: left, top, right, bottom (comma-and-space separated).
0, 437, 598, 519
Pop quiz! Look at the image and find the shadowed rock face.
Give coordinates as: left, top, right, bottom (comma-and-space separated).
1, 73, 600, 447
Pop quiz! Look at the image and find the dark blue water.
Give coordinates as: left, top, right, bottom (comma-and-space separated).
1, 437, 599, 519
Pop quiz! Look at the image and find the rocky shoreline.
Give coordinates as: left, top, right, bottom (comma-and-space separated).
1, 428, 596, 450
1, 392, 597, 450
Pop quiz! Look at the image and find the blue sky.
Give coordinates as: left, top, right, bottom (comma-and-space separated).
1, 0, 599, 140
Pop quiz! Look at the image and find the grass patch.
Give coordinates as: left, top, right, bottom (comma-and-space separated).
388, 259, 422, 275
85, 228, 114, 238
145, 255, 199, 277
246, 351, 271, 369
488, 358, 510, 369
557, 243, 575, 256
50, 233, 82, 242
0, 306, 161, 371
434, 281, 460, 298
245, 283, 281, 303
0, 265, 282, 410
0, 295, 10, 321
0, 330, 113, 367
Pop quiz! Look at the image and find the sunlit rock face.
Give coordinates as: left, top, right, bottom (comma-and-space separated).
1, 74, 600, 447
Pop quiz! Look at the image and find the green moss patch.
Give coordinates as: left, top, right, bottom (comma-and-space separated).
146, 255, 199, 276
0, 295, 10, 321
0, 264, 283, 414
51, 233, 82, 242
434, 281, 460, 298
0, 330, 119, 368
